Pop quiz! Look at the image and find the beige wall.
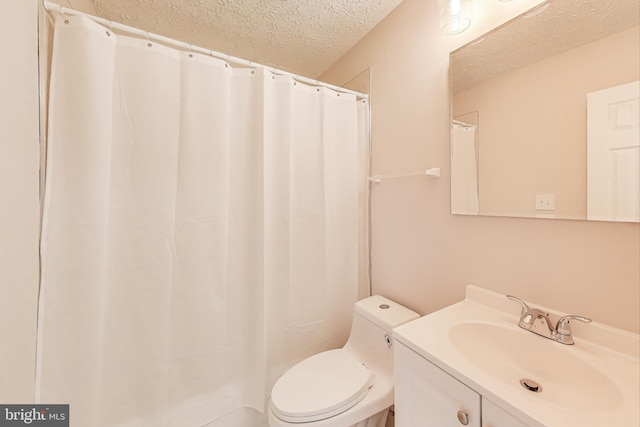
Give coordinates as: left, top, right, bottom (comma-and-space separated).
48, 0, 97, 14
0, 0, 41, 402
321, 0, 640, 333
454, 25, 640, 219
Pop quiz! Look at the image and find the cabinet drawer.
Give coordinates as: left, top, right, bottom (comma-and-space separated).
482, 398, 529, 427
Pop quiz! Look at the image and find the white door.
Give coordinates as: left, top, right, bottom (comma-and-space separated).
587, 80, 640, 222
394, 342, 481, 427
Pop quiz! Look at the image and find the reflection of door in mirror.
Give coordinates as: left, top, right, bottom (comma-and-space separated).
451, 112, 479, 215
587, 81, 640, 222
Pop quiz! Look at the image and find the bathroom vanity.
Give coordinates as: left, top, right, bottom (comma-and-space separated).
394, 341, 528, 427
392, 286, 640, 427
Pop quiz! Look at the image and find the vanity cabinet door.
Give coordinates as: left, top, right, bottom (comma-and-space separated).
395, 341, 481, 427
481, 399, 529, 427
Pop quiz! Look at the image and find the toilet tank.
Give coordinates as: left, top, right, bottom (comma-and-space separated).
344, 295, 420, 375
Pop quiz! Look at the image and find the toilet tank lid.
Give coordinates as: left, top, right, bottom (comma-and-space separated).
355, 295, 420, 332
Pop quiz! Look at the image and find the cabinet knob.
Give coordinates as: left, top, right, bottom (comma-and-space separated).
457, 410, 469, 425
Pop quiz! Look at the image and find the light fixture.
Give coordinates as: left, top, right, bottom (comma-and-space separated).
439, 0, 473, 35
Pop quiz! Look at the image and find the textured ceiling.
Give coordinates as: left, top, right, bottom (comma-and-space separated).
84, 0, 404, 78
452, 0, 640, 92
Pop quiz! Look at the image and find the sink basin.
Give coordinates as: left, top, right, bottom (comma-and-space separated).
448, 321, 623, 412
393, 286, 640, 427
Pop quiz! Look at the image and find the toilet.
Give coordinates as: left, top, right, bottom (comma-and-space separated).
268, 295, 420, 427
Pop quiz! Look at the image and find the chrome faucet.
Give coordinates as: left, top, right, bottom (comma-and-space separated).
506, 295, 592, 345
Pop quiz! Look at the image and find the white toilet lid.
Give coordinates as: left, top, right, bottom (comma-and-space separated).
270, 349, 373, 423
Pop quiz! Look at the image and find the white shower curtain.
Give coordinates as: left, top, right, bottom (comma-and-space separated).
451, 124, 479, 215
36, 15, 369, 427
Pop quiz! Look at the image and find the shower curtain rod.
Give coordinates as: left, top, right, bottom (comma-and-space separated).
453, 119, 473, 128
43, 0, 368, 101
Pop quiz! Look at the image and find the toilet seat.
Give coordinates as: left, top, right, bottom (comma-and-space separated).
270, 349, 373, 423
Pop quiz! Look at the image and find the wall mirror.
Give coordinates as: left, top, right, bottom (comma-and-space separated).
450, 0, 639, 222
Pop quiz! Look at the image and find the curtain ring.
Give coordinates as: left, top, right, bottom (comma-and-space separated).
60, 6, 70, 24
214, 51, 229, 68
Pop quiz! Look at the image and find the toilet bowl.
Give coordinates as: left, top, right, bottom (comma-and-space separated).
268, 295, 420, 427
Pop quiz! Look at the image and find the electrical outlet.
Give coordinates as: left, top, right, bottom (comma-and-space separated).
536, 194, 555, 211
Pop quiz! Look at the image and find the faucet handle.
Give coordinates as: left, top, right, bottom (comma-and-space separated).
555, 315, 592, 336
506, 295, 530, 316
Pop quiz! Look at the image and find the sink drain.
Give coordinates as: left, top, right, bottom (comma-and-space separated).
520, 378, 542, 393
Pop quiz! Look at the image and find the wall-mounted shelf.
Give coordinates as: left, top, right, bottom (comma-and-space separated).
368, 168, 440, 183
